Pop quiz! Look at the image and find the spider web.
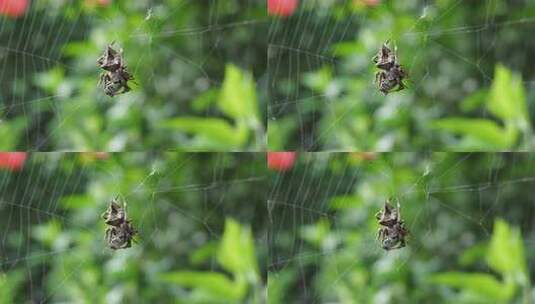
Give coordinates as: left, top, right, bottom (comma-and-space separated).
0, 152, 267, 303
267, 152, 535, 303
267, 0, 535, 151
0, 0, 266, 150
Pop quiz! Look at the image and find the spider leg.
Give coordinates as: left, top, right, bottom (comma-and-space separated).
395, 197, 401, 222
377, 72, 389, 95
121, 200, 127, 219
390, 239, 406, 250
98, 73, 105, 87
375, 209, 382, 221
399, 80, 406, 90
119, 67, 134, 81
376, 72, 386, 91
400, 223, 409, 237
393, 79, 406, 92
104, 227, 110, 241
120, 240, 131, 249
116, 70, 134, 94
114, 83, 131, 95
99, 72, 112, 88
377, 228, 388, 242
123, 83, 131, 93
101, 207, 110, 220
385, 199, 393, 212
372, 54, 379, 64
116, 55, 123, 69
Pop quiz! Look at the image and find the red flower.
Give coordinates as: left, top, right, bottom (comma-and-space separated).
268, 152, 296, 172
0, 0, 28, 18
0, 152, 27, 171
268, 0, 298, 17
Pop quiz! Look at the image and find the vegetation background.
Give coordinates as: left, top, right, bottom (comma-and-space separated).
3, 151, 535, 303
0, 152, 267, 303
268, 0, 535, 151
268, 152, 535, 303
2, 0, 535, 303
0, 0, 266, 151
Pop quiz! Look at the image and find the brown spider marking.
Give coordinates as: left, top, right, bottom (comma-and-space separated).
97, 43, 134, 97
372, 40, 408, 95
102, 197, 138, 250
376, 197, 409, 250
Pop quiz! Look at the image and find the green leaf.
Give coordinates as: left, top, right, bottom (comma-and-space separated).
0, 117, 27, 150
460, 89, 487, 113
190, 242, 217, 265
488, 64, 527, 122
487, 219, 527, 280
431, 118, 516, 149
218, 219, 258, 281
159, 271, 245, 301
192, 89, 219, 112
219, 64, 259, 123
459, 243, 487, 267
267, 117, 297, 151
158, 117, 248, 149
431, 272, 515, 301
0, 270, 24, 304
267, 269, 296, 304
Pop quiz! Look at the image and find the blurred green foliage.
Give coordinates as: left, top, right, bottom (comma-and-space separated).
268, 0, 535, 151
161, 219, 262, 303
0, 152, 266, 303
268, 152, 535, 303
432, 64, 532, 150
431, 219, 528, 303
1, 0, 266, 150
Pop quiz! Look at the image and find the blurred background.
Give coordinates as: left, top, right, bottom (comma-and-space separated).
267, 0, 535, 151
268, 152, 535, 303
0, 0, 266, 151
0, 152, 267, 303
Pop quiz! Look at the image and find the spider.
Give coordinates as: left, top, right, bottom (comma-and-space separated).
104, 221, 138, 250
101, 197, 126, 226
97, 42, 123, 72
99, 67, 134, 97
102, 198, 138, 250
376, 198, 409, 251
375, 64, 407, 95
97, 43, 134, 97
375, 197, 400, 226
372, 39, 396, 71
372, 40, 408, 95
